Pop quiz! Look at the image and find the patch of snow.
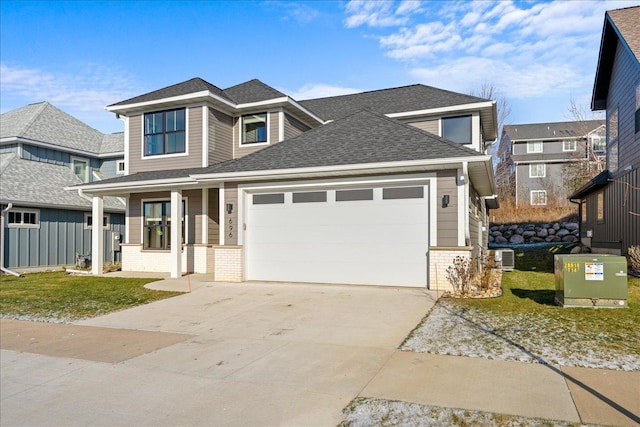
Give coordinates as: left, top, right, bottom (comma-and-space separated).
401, 300, 640, 371
340, 398, 597, 427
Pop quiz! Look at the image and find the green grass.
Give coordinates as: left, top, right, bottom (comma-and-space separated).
0, 272, 182, 322
453, 270, 640, 355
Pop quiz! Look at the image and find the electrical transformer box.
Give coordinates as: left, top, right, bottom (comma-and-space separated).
554, 254, 627, 308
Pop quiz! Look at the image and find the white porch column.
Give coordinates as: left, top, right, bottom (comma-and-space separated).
170, 189, 182, 278
91, 196, 104, 275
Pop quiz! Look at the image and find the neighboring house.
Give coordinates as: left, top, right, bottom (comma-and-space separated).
75, 78, 498, 290
498, 120, 605, 207
570, 5, 640, 255
0, 102, 126, 271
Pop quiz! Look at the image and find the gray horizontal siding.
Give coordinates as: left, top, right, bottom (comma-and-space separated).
208, 107, 234, 166
436, 170, 458, 246
128, 106, 204, 174
284, 113, 311, 140
2, 208, 125, 268
407, 119, 439, 135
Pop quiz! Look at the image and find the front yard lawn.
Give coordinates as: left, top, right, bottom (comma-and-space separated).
402, 270, 640, 370
0, 272, 182, 322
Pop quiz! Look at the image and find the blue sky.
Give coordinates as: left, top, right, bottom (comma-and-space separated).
1, 0, 637, 135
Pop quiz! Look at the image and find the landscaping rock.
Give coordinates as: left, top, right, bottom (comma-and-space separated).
556, 229, 570, 238
509, 234, 525, 244
536, 228, 548, 238
564, 222, 579, 231
495, 236, 508, 243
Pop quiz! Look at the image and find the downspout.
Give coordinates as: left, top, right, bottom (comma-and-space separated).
462, 161, 470, 246
1, 203, 22, 277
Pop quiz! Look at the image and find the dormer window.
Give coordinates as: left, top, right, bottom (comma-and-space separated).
144, 108, 185, 156
242, 113, 267, 144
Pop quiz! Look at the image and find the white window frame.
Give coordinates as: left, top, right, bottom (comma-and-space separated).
116, 160, 125, 174
71, 157, 90, 182
529, 163, 546, 178
84, 212, 111, 230
240, 112, 270, 147
530, 190, 547, 206
562, 140, 576, 152
140, 197, 189, 250
7, 208, 40, 228
527, 141, 543, 153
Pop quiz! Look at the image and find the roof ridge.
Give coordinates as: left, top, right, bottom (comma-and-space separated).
18, 101, 49, 138
302, 83, 423, 102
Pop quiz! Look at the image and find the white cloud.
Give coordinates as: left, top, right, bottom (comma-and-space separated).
285, 83, 362, 100
0, 62, 140, 132
344, 0, 422, 28
410, 56, 582, 99
277, 2, 320, 25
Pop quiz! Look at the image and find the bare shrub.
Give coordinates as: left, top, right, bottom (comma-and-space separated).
628, 246, 640, 272
446, 256, 475, 295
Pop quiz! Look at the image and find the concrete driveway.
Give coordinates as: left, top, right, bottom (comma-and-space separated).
1, 280, 435, 426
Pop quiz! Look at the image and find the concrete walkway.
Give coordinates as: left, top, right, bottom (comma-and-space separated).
1, 276, 639, 426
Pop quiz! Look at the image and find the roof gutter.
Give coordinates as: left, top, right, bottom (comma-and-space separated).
192, 155, 491, 182
1, 137, 124, 158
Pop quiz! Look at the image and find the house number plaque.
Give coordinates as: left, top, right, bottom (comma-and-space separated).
228, 218, 233, 239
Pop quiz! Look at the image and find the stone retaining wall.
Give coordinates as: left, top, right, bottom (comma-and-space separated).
489, 222, 579, 244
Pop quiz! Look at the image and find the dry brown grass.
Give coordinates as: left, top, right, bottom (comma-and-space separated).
489, 200, 578, 224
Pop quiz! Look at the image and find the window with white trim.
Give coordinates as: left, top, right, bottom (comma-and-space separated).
116, 160, 125, 174
84, 212, 110, 229
590, 134, 606, 153
562, 140, 576, 151
7, 209, 40, 228
442, 115, 472, 144
530, 190, 547, 206
72, 158, 89, 182
608, 108, 618, 172
529, 163, 545, 178
143, 200, 186, 250
527, 141, 543, 153
144, 108, 186, 156
242, 113, 268, 144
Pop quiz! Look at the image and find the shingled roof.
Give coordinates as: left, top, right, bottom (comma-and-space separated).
298, 84, 489, 121
223, 79, 287, 104
108, 77, 231, 107
503, 120, 605, 141
592, 5, 640, 110
0, 102, 123, 155
0, 153, 124, 210
202, 109, 484, 174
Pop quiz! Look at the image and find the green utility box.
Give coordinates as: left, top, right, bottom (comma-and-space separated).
554, 254, 628, 308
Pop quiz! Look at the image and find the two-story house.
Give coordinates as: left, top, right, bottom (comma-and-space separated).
569, 5, 640, 255
0, 102, 125, 272
498, 120, 605, 207
75, 78, 498, 290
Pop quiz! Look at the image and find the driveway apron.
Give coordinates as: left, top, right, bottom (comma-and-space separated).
1, 281, 434, 426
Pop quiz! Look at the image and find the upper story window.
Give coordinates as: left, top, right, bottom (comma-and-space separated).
442, 115, 471, 144
635, 84, 640, 134
144, 108, 185, 156
242, 113, 268, 144
529, 163, 545, 178
72, 158, 89, 182
527, 141, 543, 153
562, 140, 576, 152
7, 209, 39, 228
608, 108, 618, 172
590, 134, 606, 153
116, 160, 125, 174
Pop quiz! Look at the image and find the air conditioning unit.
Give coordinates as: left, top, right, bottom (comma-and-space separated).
494, 249, 515, 272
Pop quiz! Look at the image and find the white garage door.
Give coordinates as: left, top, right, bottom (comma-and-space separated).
245, 185, 429, 287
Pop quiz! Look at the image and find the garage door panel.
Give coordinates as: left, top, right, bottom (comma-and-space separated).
246, 184, 429, 287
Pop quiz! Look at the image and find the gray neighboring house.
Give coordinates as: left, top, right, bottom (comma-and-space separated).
75, 77, 498, 290
0, 102, 125, 271
570, 5, 640, 255
498, 120, 605, 207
